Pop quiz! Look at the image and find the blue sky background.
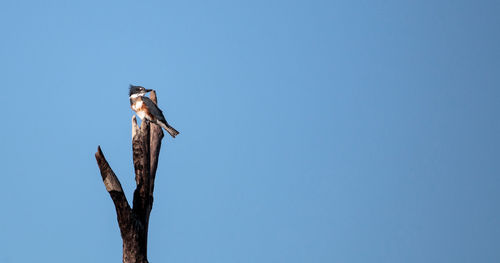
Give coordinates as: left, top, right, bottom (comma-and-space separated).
1, 0, 499, 262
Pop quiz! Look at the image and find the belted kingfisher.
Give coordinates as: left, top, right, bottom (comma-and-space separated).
129, 85, 180, 138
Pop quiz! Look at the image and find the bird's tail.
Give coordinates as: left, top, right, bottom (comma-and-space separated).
158, 121, 179, 138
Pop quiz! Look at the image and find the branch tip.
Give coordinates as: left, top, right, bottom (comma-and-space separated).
150, 90, 158, 104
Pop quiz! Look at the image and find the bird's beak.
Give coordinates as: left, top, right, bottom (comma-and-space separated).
145, 89, 153, 92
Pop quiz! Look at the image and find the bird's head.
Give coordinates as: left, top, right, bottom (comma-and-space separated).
129, 85, 152, 98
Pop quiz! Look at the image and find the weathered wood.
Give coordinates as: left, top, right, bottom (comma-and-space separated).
95, 146, 131, 230
145, 91, 164, 249
132, 120, 151, 220
95, 91, 167, 263
149, 90, 164, 194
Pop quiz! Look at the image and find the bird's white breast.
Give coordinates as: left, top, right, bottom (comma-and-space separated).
131, 100, 146, 119
136, 110, 146, 120
132, 100, 143, 111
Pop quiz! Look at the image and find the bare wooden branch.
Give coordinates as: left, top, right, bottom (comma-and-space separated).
95, 146, 132, 243
149, 90, 164, 194
149, 90, 158, 104
132, 120, 151, 222
95, 146, 125, 193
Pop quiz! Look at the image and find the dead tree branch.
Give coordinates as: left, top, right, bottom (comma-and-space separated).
95, 91, 165, 263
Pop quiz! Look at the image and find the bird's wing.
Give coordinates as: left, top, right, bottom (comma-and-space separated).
142, 96, 167, 122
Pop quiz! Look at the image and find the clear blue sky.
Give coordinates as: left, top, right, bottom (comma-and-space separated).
1, 0, 499, 262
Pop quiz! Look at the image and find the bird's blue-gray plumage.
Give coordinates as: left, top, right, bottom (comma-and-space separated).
142, 96, 166, 123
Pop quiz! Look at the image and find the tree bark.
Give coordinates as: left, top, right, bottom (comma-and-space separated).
95, 91, 165, 263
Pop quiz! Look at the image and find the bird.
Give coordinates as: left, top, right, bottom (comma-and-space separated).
129, 85, 180, 138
